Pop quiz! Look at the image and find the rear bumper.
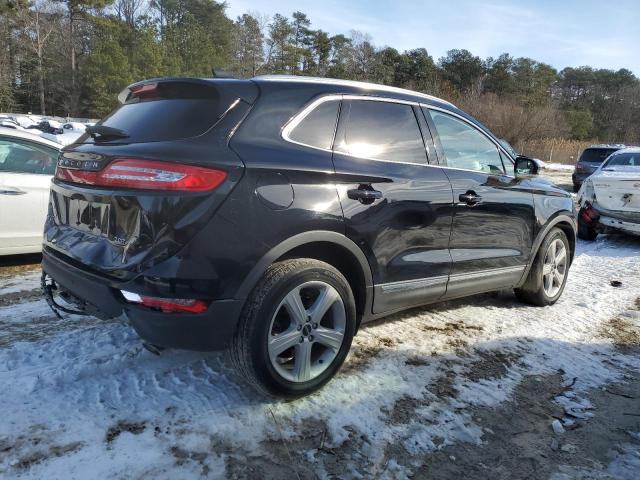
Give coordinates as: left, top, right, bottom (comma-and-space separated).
600, 215, 640, 235
42, 249, 242, 351
572, 172, 592, 186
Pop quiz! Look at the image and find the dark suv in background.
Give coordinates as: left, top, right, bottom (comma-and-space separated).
572, 144, 626, 192
42, 76, 576, 397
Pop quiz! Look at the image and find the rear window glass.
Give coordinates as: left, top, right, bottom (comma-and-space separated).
287, 100, 339, 150
93, 82, 232, 143
579, 148, 618, 163
603, 153, 640, 168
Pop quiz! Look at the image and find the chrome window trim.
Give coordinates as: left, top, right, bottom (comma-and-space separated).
281, 94, 516, 175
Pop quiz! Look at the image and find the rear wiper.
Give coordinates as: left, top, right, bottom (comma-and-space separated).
86, 125, 129, 140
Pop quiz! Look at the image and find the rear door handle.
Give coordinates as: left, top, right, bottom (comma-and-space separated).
0, 188, 27, 196
458, 191, 481, 206
347, 185, 383, 204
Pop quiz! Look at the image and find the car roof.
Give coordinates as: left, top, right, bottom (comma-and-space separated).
252, 75, 456, 108
586, 144, 626, 149
608, 146, 640, 155
0, 127, 62, 149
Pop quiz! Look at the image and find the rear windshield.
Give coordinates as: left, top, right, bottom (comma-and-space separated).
90, 82, 232, 144
603, 152, 640, 168
579, 148, 618, 163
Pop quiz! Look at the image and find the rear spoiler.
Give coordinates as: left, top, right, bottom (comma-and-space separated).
117, 77, 259, 105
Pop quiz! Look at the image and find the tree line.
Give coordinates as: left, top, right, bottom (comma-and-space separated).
1, 0, 639, 145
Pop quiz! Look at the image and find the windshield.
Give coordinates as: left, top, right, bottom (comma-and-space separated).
602, 152, 640, 169
579, 148, 618, 163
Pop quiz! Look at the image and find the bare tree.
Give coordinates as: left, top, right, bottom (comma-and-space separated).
16, 0, 62, 114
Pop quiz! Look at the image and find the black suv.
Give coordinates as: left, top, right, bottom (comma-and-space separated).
42, 76, 576, 397
572, 144, 626, 192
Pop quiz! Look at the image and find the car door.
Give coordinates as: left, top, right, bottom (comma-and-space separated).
330, 97, 454, 314
423, 107, 535, 298
0, 137, 58, 253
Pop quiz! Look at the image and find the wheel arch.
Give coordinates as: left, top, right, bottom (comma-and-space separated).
235, 231, 374, 328
516, 213, 577, 288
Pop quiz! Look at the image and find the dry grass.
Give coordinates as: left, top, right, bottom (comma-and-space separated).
516, 138, 594, 165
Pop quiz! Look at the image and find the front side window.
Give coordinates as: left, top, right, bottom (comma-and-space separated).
335, 100, 427, 164
429, 110, 504, 175
286, 99, 340, 150
0, 139, 58, 175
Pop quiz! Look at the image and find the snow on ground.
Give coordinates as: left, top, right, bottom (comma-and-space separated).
0, 235, 639, 478
0, 269, 41, 296
542, 162, 575, 171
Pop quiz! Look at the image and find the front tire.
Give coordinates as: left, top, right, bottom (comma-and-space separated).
231, 259, 356, 398
515, 228, 570, 306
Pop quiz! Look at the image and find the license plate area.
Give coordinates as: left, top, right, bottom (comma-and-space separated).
66, 198, 112, 236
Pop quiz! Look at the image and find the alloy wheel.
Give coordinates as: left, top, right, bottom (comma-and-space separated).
267, 281, 346, 383
542, 238, 568, 298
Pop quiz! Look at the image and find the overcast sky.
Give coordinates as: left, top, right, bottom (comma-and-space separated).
226, 0, 640, 75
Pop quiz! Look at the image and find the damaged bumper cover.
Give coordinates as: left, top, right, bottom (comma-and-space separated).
41, 248, 243, 351
584, 204, 640, 236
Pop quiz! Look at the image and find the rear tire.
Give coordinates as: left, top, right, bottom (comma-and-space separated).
515, 228, 570, 306
231, 258, 356, 398
577, 215, 598, 241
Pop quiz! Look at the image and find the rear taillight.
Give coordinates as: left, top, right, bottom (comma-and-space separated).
575, 162, 588, 173
55, 159, 226, 192
580, 203, 599, 223
121, 290, 209, 314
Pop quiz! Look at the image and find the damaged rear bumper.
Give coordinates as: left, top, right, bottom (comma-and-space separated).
584, 204, 640, 236
42, 248, 243, 351
599, 215, 640, 235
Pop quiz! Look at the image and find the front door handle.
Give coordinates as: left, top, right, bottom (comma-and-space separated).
458, 191, 481, 206
347, 185, 383, 204
0, 188, 27, 196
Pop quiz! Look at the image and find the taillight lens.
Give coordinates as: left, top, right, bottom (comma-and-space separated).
56, 159, 226, 192
580, 203, 599, 223
575, 162, 587, 173
121, 290, 209, 314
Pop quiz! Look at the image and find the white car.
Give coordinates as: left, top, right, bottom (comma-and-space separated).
577, 147, 640, 240
40, 122, 87, 145
0, 127, 61, 254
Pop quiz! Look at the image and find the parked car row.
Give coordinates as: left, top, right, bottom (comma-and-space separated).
1, 75, 637, 397
0, 113, 93, 145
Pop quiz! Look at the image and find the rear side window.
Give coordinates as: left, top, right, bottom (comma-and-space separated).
0, 139, 58, 174
335, 100, 426, 164
429, 110, 504, 175
94, 82, 234, 144
579, 148, 618, 163
286, 99, 340, 150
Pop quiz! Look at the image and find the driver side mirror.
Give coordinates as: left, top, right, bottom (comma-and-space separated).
515, 156, 539, 176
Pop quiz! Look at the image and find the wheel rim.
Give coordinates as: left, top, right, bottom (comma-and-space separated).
267, 281, 346, 383
542, 238, 568, 298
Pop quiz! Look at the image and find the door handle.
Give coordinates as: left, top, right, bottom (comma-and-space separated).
458, 191, 481, 206
347, 185, 383, 204
0, 188, 27, 196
